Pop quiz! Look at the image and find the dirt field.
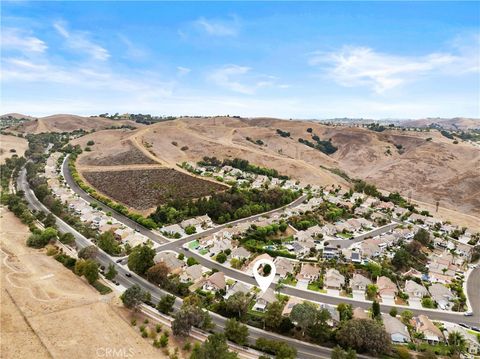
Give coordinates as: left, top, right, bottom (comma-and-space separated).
0, 207, 169, 359
82, 168, 228, 210
0, 134, 28, 164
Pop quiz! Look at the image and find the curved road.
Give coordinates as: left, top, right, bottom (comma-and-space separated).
19, 165, 351, 359
61, 156, 480, 327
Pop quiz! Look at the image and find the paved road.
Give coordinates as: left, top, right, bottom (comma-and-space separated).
327, 222, 398, 249
60, 159, 480, 328
20, 164, 343, 359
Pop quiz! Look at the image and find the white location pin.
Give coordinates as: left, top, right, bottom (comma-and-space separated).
252, 258, 276, 293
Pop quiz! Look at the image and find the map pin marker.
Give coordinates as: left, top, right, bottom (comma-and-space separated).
252, 258, 276, 293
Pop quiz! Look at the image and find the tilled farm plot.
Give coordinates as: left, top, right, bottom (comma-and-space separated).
82, 168, 228, 210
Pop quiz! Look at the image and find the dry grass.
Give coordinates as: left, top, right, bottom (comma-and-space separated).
0, 134, 28, 164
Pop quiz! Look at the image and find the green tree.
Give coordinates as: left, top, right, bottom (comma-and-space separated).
172, 303, 213, 337
400, 310, 413, 325
337, 303, 353, 321
128, 245, 155, 275
185, 225, 196, 235
157, 294, 176, 314
83, 259, 99, 284
145, 262, 169, 285
371, 300, 381, 320
265, 300, 284, 330
336, 319, 391, 355
78, 245, 98, 259
105, 263, 117, 280
43, 213, 56, 228
121, 284, 148, 310
389, 307, 398, 317
187, 257, 198, 266
225, 291, 250, 320
216, 252, 227, 264
59, 232, 75, 245
97, 231, 121, 255
414, 228, 431, 246
290, 302, 317, 335
366, 284, 378, 300
225, 318, 248, 345
448, 331, 466, 355
190, 333, 238, 359
255, 338, 297, 359
331, 346, 357, 359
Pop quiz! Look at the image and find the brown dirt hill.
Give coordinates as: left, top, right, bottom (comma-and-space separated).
1, 113, 36, 120
70, 116, 479, 224
8, 114, 141, 134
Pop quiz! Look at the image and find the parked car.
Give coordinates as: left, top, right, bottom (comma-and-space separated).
459, 323, 470, 328
125, 273, 132, 277
464, 311, 474, 317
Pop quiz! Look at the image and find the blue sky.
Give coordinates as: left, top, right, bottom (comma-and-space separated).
1, 1, 479, 118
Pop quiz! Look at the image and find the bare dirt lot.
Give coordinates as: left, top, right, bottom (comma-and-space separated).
0, 207, 166, 359
0, 134, 28, 164
82, 168, 228, 211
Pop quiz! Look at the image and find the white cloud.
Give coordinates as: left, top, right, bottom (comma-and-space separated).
310, 45, 476, 94
208, 65, 255, 94
177, 66, 191, 76
118, 34, 147, 59
194, 16, 239, 36
1, 28, 47, 53
53, 21, 110, 61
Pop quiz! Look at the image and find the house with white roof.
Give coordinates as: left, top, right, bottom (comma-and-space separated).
428, 283, 455, 310
252, 288, 276, 312
325, 269, 345, 295
404, 280, 429, 308
351, 273, 372, 300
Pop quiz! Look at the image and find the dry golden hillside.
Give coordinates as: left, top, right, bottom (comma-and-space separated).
74, 116, 480, 219
7, 114, 141, 134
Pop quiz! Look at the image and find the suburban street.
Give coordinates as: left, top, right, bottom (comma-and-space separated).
18, 165, 356, 359
59, 159, 480, 327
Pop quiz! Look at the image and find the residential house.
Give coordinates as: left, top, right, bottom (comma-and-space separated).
414, 315, 444, 344
377, 276, 397, 304
448, 328, 480, 355
404, 280, 429, 307
382, 314, 411, 343
282, 297, 303, 316
180, 264, 204, 283
224, 281, 251, 300
274, 257, 295, 279
428, 283, 455, 310
162, 224, 185, 238
351, 273, 372, 300
322, 247, 339, 260
247, 253, 274, 275
296, 264, 320, 284
352, 307, 369, 320
252, 288, 276, 312
324, 269, 345, 295
202, 272, 226, 292
154, 252, 184, 274
230, 247, 250, 260
210, 238, 232, 255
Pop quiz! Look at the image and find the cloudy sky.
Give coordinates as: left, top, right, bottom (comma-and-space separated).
1, 1, 479, 119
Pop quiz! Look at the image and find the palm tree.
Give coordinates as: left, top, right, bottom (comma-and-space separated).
448, 331, 466, 355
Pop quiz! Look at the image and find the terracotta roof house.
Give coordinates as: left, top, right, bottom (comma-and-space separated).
351, 273, 372, 292
325, 269, 345, 290
382, 314, 411, 343
428, 283, 455, 310
377, 276, 397, 303
404, 280, 429, 301
202, 272, 226, 292
414, 315, 444, 344
247, 253, 274, 274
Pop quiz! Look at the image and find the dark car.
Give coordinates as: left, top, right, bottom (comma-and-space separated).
459, 323, 469, 329
125, 273, 132, 278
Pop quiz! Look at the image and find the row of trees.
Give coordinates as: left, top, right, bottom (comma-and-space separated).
150, 186, 300, 226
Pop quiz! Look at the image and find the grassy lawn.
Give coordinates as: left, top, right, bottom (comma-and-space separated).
308, 283, 326, 293
188, 240, 200, 250
280, 275, 298, 286
337, 232, 353, 239
199, 249, 209, 255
